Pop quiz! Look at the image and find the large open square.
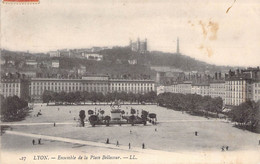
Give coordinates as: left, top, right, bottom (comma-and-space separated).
1, 104, 260, 163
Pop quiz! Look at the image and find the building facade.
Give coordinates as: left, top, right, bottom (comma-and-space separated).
48, 51, 60, 57
252, 80, 260, 102
109, 79, 155, 94
156, 85, 165, 95
0, 77, 30, 100
30, 75, 155, 101
81, 53, 103, 61
191, 83, 210, 96
51, 60, 60, 68
176, 81, 192, 94
209, 81, 225, 100
224, 78, 250, 106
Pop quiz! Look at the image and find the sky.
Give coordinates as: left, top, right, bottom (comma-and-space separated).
1, 0, 260, 67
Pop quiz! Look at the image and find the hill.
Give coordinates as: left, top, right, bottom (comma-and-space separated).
1, 48, 240, 79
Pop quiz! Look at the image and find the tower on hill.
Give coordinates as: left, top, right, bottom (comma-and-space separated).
177, 37, 180, 53
129, 38, 147, 53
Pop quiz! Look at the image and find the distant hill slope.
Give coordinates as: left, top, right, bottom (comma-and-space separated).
1, 48, 239, 77
148, 51, 238, 73
100, 47, 238, 73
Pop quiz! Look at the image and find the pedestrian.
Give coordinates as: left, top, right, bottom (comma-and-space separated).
74, 117, 76, 120
155, 128, 157, 132
116, 141, 119, 147
221, 146, 225, 151
32, 139, 35, 145
106, 138, 109, 144
54, 122, 56, 127
38, 138, 41, 145
130, 130, 132, 134
195, 131, 198, 136
142, 143, 145, 149
129, 143, 131, 149
226, 146, 229, 151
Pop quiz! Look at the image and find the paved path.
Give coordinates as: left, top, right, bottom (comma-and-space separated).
160, 119, 222, 123
0, 122, 77, 126
0, 119, 225, 126
4, 130, 175, 155
3, 130, 260, 164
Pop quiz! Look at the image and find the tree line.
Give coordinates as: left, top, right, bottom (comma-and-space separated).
157, 92, 223, 117
0, 95, 29, 122
42, 90, 157, 104
157, 92, 260, 133
229, 100, 260, 132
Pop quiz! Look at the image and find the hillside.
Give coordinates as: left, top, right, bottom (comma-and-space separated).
100, 47, 237, 73
1, 48, 239, 78
148, 51, 237, 73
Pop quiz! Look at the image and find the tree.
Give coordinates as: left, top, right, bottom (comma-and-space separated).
88, 110, 94, 115
144, 91, 157, 103
58, 91, 66, 103
211, 97, 223, 114
96, 92, 105, 103
79, 110, 86, 127
121, 110, 125, 116
42, 91, 52, 104
141, 110, 149, 125
119, 91, 128, 103
129, 115, 136, 126
83, 91, 89, 104
104, 115, 111, 126
89, 115, 99, 127
130, 108, 136, 115
1, 95, 29, 122
128, 92, 136, 103
89, 92, 98, 104
231, 100, 259, 131
74, 91, 81, 103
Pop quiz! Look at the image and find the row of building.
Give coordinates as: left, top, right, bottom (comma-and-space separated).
48, 47, 109, 58
157, 67, 260, 107
1, 67, 260, 107
0, 75, 155, 102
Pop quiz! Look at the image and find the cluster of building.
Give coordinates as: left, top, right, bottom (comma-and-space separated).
26, 59, 60, 68
157, 67, 260, 107
0, 73, 30, 99
48, 47, 109, 61
0, 74, 155, 102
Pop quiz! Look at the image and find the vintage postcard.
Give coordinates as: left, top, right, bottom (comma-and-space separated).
0, 0, 260, 164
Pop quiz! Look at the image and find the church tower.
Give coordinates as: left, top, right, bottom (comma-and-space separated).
176, 37, 180, 53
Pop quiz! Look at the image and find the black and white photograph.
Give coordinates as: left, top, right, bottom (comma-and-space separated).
0, 0, 260, 163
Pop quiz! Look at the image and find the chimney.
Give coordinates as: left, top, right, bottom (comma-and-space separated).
215, 72, 218, 80
236, 69, 240, 76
